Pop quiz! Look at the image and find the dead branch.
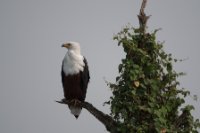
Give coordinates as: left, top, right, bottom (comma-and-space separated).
56, 100, 118, 133
138, 0, 150, 33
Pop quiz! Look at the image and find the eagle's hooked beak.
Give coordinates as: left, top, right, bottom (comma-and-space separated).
62, 43, 70, 48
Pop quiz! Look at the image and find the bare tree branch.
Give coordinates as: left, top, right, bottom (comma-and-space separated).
138, 0, 150, 33
56, 100, 118, 133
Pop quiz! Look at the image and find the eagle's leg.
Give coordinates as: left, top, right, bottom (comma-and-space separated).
70, 99, 81, 106
60, 98, 82, 106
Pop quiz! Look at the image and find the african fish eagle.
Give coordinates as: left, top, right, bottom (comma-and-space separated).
61, 42, 90, 119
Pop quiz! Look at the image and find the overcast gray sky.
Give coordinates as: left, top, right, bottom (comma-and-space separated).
0, 0, 199, 133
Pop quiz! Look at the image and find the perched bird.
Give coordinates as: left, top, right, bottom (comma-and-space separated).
61, 42, 90, 119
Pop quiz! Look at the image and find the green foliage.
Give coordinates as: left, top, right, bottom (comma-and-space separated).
106, 25, 200, 132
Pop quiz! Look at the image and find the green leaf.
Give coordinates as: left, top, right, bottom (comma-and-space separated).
116, 76, 120, 82
166, 63, 172, 72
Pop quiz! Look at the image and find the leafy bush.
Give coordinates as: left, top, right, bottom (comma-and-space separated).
106, 25, 200, 132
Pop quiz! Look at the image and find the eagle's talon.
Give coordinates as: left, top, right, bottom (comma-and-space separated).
70, 99, 81, 106
61, 98, 68, 103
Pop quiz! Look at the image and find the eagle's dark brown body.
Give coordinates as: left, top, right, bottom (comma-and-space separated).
61, 58, 89, 102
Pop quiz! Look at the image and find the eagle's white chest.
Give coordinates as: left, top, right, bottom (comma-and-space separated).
62, 51, 85, 76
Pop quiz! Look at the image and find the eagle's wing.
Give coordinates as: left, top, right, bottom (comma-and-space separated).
80, 57, 90, 101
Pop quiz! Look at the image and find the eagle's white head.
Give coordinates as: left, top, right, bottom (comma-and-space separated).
62, 41, 81, 55
62, 41, 85, 76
